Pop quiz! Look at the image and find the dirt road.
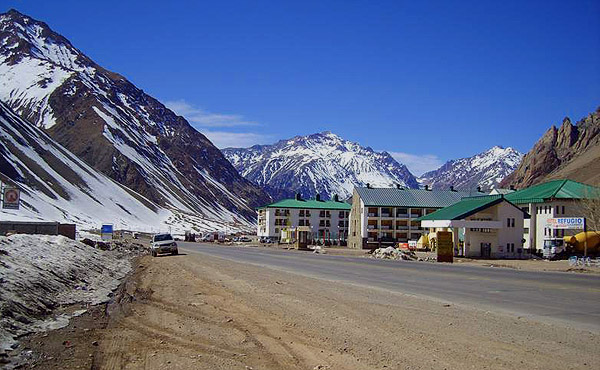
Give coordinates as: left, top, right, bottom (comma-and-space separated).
16, 250, 599, 369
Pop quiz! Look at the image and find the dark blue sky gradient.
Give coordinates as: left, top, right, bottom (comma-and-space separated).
3, 0, 599, 173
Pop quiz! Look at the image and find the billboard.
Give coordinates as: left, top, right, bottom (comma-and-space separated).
545, 217, 585, 229
101, 224, 113, 240
2, 187, 20, 210
436, 231, 454, 263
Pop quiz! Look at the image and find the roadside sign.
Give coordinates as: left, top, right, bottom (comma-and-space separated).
545, 217, 585, 229
101, 224, 113, 240
436, 231, 454, 263
2, 187, 20, 210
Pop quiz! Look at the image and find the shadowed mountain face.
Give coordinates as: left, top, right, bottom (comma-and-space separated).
0, 9, 270, 223
500, 107, 600, 188
420, 146, 523, 191
223, 131, 419, 200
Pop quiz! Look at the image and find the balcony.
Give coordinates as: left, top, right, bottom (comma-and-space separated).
367, 225, 377, 230
410, 213, 421, 218
380, 225, 392, 230
396, 225, 409, 230
367, 213, 378, 217
381, 213, 391, 218
396, 213, 409, 218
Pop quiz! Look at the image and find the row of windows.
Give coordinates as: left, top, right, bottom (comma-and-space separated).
507, 243, 515, 253
544, 228, 566, 237
298, 219, 311, 226
536, 205, 566, 214
506, 218, 516, 228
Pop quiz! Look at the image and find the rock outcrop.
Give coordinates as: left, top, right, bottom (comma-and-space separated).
500, 107, 600, 188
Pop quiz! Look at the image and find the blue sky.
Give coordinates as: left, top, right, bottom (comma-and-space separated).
4, 0, 599, 175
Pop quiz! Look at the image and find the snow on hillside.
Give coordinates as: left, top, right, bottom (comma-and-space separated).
419, 146, 523, 190
0, 234, 131, 352
223, 132, 419, 200
0, 9, 269, 228
0, 101, 250, 233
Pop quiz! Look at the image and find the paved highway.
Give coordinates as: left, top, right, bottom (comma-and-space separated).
180, 242, 600, 332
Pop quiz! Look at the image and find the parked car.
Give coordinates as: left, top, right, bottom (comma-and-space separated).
259, 237, 274, 244
239, 236, 252, 243
150, 233, 178, 257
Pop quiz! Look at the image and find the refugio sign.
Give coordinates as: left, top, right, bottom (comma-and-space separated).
545, 217, 585, 229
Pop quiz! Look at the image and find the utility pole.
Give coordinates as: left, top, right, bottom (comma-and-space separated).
584, 218, 588, 257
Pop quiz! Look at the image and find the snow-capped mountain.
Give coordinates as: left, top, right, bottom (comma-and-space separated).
0, 9, 270, 226
419, 146, 523, 190
0, 101, 243, 233
222, 132, 419, 200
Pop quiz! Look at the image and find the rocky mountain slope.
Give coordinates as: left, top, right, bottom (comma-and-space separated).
222, 131, 419, 200
500, 107, 600, 188
420, 146, 523, 190
0, 9, 269, 226
0, 101, 169, 231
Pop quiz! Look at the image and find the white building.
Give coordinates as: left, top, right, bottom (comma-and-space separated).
504, 180, 599, 252
257, 194, 351, 243
419, 195, 527, 258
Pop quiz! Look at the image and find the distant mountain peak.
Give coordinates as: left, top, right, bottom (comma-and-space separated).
222, 132, 419, 200
420, 146, 523, 190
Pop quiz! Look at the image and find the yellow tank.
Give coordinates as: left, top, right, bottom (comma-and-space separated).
563, 231, 600, 253
417, 234, 429, 249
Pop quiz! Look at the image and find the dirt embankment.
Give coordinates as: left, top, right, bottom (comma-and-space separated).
10, 251, 600, 370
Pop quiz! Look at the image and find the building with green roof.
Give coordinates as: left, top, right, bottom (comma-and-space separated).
503, 179, 600, 251
348, 186, 488, 249
257, 194, 351, 242
418, 195, 528, 258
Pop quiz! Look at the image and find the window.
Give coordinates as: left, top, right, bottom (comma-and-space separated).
524, 227, 529, 234
555, 205, 559, 214
299, 219, 305, 226
562, 206, 565, 214
339, 211, 345, 218
275, 228, 279, 234
511, 218, 515, 227
507, 218, 510, 227
299, 210, 305, 217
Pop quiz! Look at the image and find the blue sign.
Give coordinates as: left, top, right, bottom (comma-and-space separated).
101, 224, 113, 240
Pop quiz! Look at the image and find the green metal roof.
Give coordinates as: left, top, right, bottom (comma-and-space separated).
417, 195, 518, 221
505, 179, 600, 204
258, 198, 351, 210
355, 187, 481, 208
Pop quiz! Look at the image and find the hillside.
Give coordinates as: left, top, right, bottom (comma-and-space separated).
0, 9, 270, 225
501, 107, 600, 188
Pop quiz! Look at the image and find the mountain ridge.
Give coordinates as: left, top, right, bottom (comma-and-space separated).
0, 9, 270, 226
222, 131, 419, 200
500, 107, 600, 188
420, 146, 523, 190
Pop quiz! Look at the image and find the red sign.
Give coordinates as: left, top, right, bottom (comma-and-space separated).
2, 187, 20, 210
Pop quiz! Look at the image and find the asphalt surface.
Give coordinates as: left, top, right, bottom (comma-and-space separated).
180, 242, 600, 332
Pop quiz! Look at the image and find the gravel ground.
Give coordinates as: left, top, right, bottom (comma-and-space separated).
11, 251, 599, 370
